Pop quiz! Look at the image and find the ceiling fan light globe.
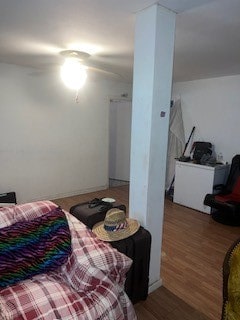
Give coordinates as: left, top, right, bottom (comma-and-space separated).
60, 59, 87, 90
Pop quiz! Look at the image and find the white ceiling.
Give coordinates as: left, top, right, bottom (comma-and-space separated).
0, 0, 239, 82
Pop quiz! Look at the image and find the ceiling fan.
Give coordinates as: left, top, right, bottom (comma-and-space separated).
59, 50, 90, 90
59, 49, 122, 90
60, 50, 91, 61
29, 47, 122, 86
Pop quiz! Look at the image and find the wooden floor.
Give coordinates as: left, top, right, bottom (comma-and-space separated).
53, 185, 240, 320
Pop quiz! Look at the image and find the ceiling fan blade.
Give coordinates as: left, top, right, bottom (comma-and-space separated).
86, 65, 122, 78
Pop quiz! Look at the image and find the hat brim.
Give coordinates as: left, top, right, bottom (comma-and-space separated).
92, 218, 140, 242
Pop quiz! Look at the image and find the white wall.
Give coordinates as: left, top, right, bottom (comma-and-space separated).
0, 63, 132, 203
172, 74, 240, 163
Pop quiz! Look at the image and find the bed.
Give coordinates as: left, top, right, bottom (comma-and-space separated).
0, 200, 137, 320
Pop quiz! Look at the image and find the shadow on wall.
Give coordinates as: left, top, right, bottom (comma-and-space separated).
109, 179, 129, 187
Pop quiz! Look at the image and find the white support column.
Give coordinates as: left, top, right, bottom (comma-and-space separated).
129, 4, 176, 290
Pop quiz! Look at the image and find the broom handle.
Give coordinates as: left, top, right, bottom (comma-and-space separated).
182, 126, 195, 157
167, 126, 195, 192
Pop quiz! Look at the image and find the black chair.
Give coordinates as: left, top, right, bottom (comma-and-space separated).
204, 155, 240, 225
0, 192, 17, 207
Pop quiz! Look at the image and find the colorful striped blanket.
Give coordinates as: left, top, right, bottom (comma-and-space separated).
0, 207, 71, 288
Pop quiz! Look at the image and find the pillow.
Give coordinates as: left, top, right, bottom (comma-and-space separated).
0, 207, 72, 288
0, 201, 58, 228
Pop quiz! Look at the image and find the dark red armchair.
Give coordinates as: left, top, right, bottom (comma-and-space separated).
204, 155, 240, 225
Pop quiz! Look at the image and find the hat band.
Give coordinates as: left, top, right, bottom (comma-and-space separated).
104, 221, 128, 232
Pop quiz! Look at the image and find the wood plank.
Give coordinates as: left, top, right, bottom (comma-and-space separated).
53, 185, 240, 320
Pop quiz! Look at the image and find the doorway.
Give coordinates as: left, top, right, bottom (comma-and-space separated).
109, 99, 132, 187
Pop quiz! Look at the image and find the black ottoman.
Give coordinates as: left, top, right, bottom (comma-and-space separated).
111, 227, 151, 304
69, 198, 126, 229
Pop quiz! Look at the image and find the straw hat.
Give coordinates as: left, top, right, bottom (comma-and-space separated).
92, 208, 140, 242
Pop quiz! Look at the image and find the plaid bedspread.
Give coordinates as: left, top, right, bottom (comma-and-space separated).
0, 201, 137, 320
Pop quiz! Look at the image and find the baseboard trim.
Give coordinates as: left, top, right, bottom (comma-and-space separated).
50, 185, 109, 201
148, 278, 163, 294
24, 185, 108, 204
